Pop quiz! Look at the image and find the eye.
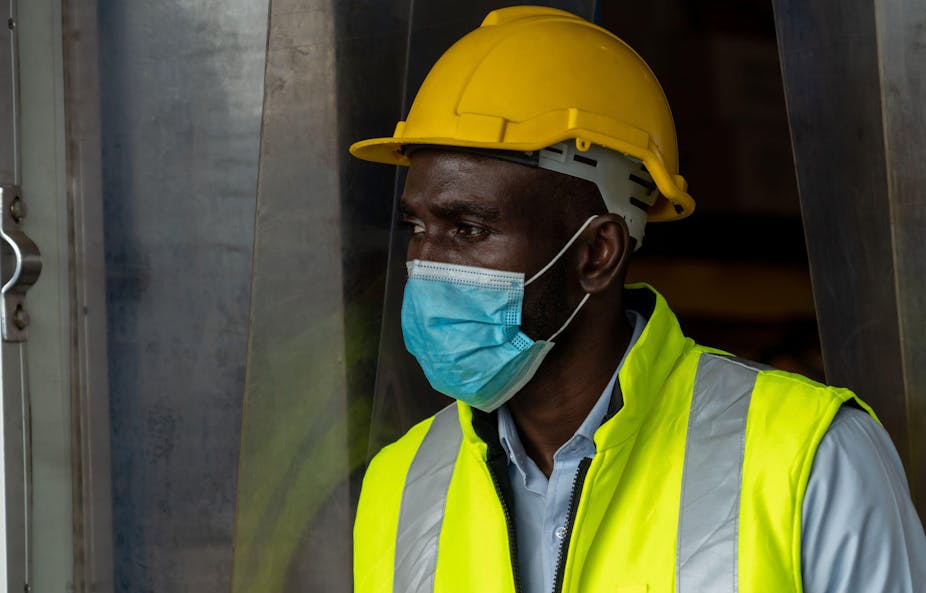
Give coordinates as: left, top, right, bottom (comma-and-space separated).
455, 223, 487, 239
401, 218, 426, 236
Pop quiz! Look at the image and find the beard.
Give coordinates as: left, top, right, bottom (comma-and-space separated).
520, 257, 574, 341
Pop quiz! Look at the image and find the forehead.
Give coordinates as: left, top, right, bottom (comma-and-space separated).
401, 150, 551, 219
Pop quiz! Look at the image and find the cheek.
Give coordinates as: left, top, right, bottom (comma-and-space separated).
520, 230, 569, 279
470, 234, 533, 272
520, 261, 571, 337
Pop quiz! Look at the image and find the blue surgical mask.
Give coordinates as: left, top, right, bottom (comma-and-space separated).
400, 216, 597, 412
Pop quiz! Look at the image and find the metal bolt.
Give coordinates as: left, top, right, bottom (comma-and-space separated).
9, 196, 24, 222
13, 305, 28, 330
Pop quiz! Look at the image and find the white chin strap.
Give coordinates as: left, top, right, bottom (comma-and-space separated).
524, 215, 598, 343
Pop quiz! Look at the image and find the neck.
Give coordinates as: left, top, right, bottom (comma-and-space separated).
506, 296, 631, 476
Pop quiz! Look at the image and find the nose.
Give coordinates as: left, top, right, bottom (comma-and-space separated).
406, 230, 448, 264
405, 231, 430, 262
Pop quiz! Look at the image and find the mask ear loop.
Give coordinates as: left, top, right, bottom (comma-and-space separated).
524, 215, 598, 286
548, 292, 591, 342
522, 215, 598, 342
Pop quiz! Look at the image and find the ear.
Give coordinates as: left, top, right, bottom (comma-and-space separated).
576, 214, 631, 294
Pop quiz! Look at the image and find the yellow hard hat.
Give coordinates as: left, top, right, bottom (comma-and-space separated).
350, 5, 694, 222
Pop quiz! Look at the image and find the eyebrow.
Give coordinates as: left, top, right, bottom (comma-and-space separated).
429, 199, 501, 222
398, 201, 414, 217
399, 195, 503, 224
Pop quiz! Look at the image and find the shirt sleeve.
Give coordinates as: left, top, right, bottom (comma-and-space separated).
801, 407, 926, 593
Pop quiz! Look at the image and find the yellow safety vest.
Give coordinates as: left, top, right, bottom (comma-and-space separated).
354, 284, 874, 593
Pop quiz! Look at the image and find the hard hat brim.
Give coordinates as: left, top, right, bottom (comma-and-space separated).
349, 136, 695, 222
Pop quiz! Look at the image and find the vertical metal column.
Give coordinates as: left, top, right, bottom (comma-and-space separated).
0, 3, 15, 184
872, 0, 926, 513
772, 0, 926, 510
15, 0, 116, 589
61, 0, 114, 589
0, 0, 43, 590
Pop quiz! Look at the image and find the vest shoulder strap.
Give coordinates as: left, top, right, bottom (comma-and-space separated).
677, 353, 764, 593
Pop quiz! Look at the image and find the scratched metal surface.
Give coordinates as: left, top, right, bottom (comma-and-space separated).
772, 0, 925, 510
98, 0, 268, 591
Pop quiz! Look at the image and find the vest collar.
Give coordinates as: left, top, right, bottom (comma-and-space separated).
594, 283, 691, 451
459, 283, 692, 458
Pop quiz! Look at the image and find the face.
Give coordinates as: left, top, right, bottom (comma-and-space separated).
399, 149, 579, 338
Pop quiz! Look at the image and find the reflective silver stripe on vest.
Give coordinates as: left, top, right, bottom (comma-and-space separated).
394, 404, 462, 593
676, 355, 765, 593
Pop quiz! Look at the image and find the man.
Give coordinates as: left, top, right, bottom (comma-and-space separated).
350, 6, 926, 593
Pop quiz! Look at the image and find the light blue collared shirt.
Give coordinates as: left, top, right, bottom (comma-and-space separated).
498, 313, 926, 593
497, 310, 646, 593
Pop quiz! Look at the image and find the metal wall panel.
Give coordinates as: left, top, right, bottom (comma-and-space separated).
19, 2, 72, 592
232, 1, 352, 591
2, 2, 35, 591
772, 0, 925, 510
97, 1, 268, 591
873, 0, 926, 509
232, 0, 406, 590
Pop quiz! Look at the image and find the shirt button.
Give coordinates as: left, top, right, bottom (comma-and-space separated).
554, 525, 567, 540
